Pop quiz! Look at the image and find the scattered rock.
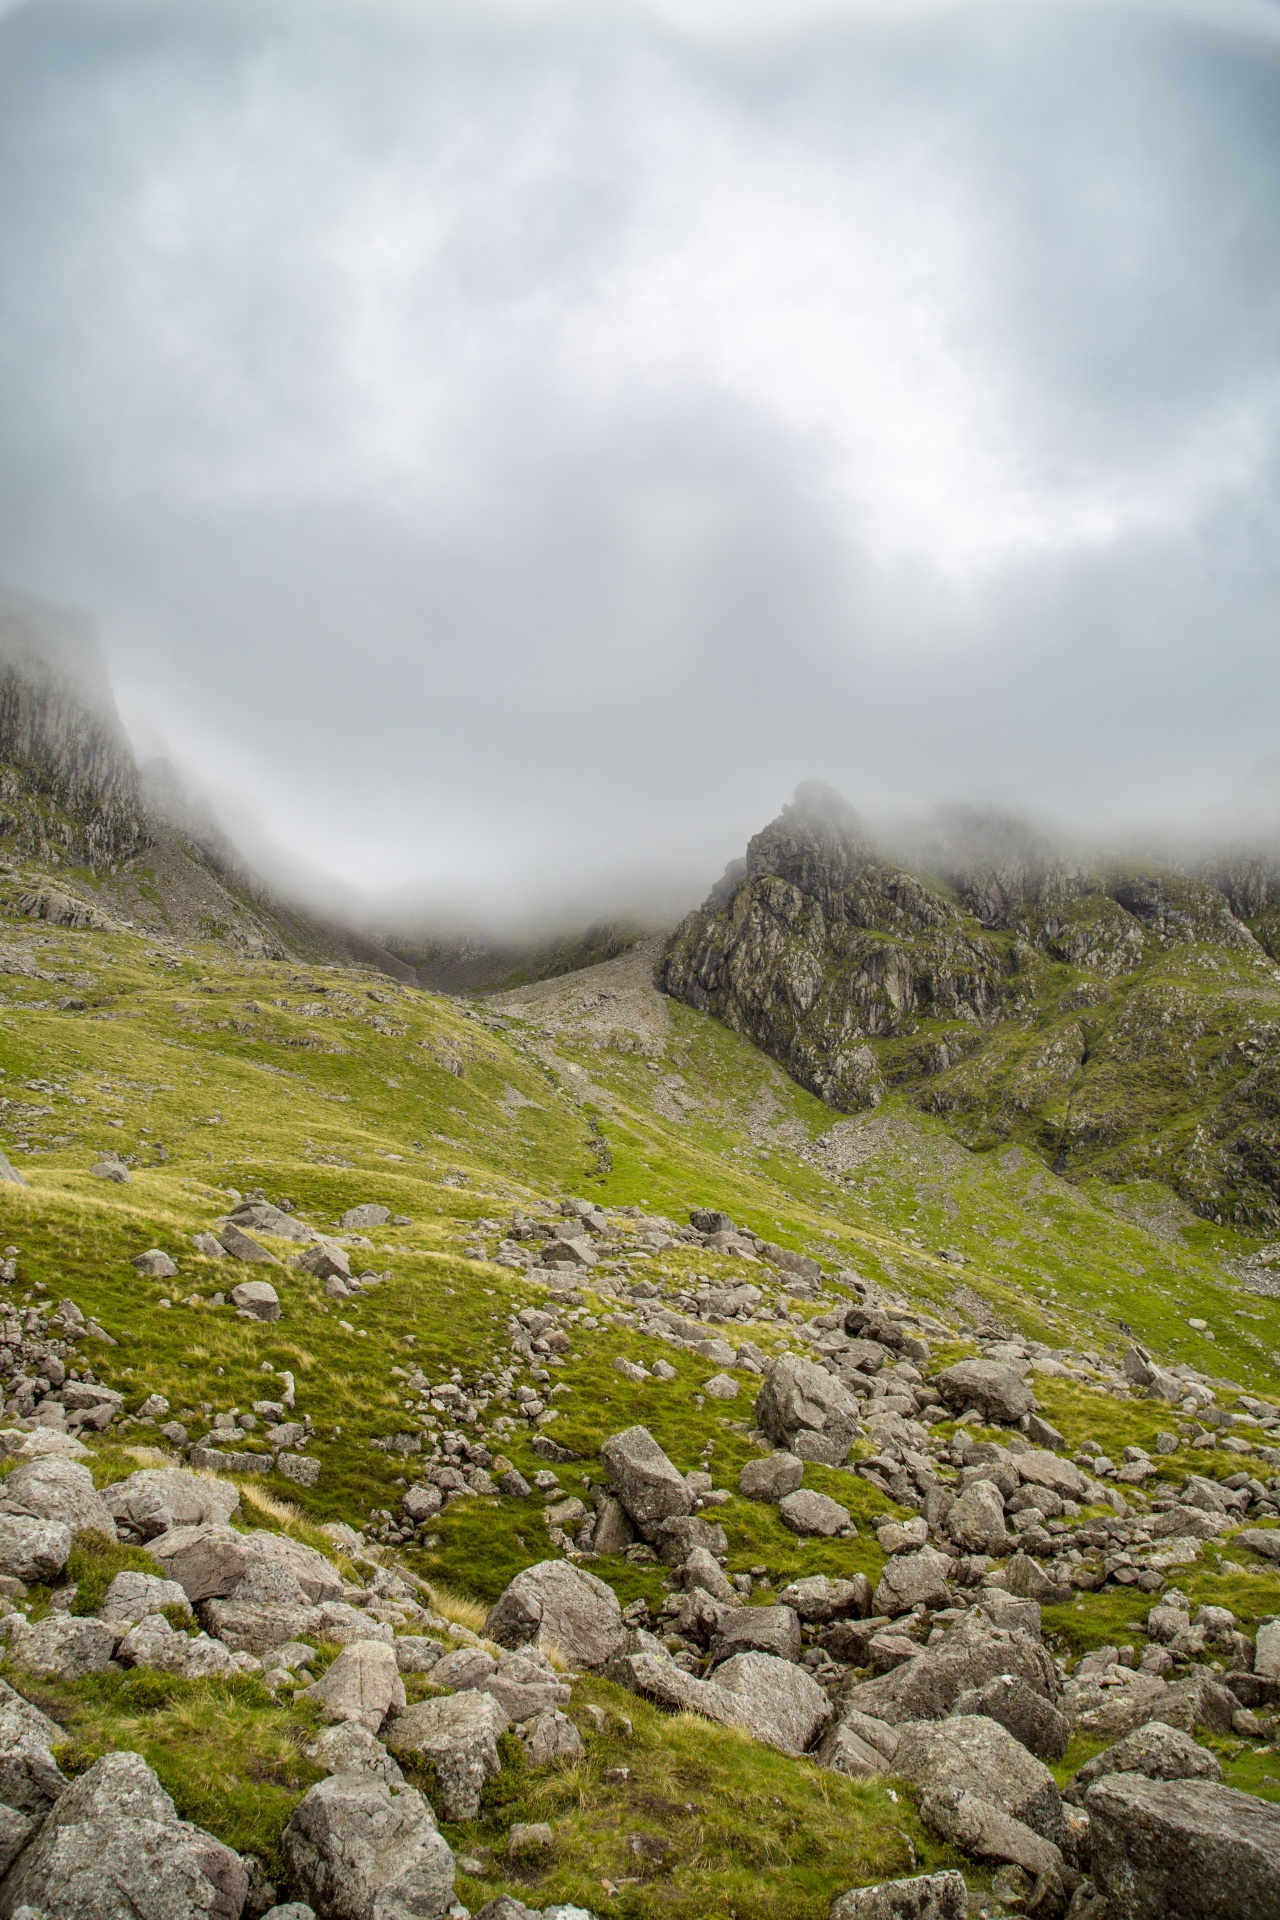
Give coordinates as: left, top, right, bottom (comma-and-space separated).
117, 1613, 239, 1678
754, 1357, 861, 1464
523, 1709, 584, 1766
6, 1614, 117, 1680
303, 1722, 406, 1789
951, 1672, 1070, 1762
702, 1373, 739, 1400
217, 1224, 278, 1264
946, 1481, 1009, 1558
0, 1457, 116, 1537
935, 1361, 1034, 1425
600, 1427, 692, 1525
0, 1515, 71, 1585
709, 1650, 832, 1757
90, 1158, 130, 1184
340, 1205, 390, 1229
893, 1714, 1065, 1845
777, 1574, 869, 1623
0, 1677, 69, 1818
872, 1547, 953, 1619
230, 1281, 281, 1322
282, 1774, 456, 1920
711, 1606, 802, 1665
131, 1250, 178, 1279
738, 1453, 805, 1502
1066, 1722, 1222, 1804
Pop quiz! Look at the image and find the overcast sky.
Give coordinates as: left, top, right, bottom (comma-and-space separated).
1, 0, 1278, 926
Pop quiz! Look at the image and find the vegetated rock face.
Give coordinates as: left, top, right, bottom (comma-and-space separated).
1086, 1774, 1280, 1920
0, 1748, 248, 1920
657, 779, 1280, 1227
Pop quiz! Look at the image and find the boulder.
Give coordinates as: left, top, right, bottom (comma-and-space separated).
1086, 1774, 1280, 1920
893, 1714, 1065, 1844
394, 1637, 446, 1675
1255, 1618, 1280, 1681
711, 1606, 802, 1666
1066, 1672, 1173, 1743
1235, 1527, 1280, 1563
778, 1490, 851, 1537
1015, 1450, 1086, 1501
738, 1453, 805, 1502
754, 1357, 861, 1463
282, 1774, 455, 1920
6, 1615, 116, 1680
0, 1515, 71, 1585
680, 1546, 736, 1604
600, 1427, 692, 1525
217, 1224, 277, 1264
430, 1646, 495, 1692
90, 1158, 130, 1183
951, 1673, 1070, 1761
703, 1373, 739, 1400
340, 1204, 390, 1229
384, 1692, 509, 1822
0, 1678, 68, 1818
522, 1710, 585, 1766
1150, 1669, 1240, 1738
829, 1870, 968, 1920
103, 1469, 240, 1541
837, 1617, 1056, 1728
946, 1482, 1008, 1558
485, 1560, 625, 1670
1003, 1553, 1071, 1606
935, 1362, 1034, 1425
777, 1575, 869, 1623
873, 1547, 953, 1619
131, 1250, 178, 1279
227, 1201, 314, 1242
301, 1641, 405, 1734
303, 1723, 406, 1789
1066, 1722, 1221, 1804
116, 1614, 239, 1679
148, 1525, 258, 1601
294, 1241, 352, 1282
1121, 1345, 1186, 1405
0, 1457, 116, 1537
230, 1281, 281, 1322
709, 1651, 832, 1757
201, 1595, 318, 1656
588, 1494, 633, 1556
0, 1750, 248, 1920
917, 1786, 1063, 1878
244, 1530, 345, 1604
817, 1708, 900, 1779
645, 1515, 728, 1566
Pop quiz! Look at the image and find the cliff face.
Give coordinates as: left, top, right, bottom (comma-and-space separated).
0, 590, 149, 869
660, 783, 1280, 1230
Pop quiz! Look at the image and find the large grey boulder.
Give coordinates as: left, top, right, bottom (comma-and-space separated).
778, 1575, 869, 1623
893, 1714, 1065, 1844
1086, 1774, 1280, 1920
244, 1530, 345, 1604
0, 1678, 68, 1819
99, 1571, 193, 1627
0, 1515, 72, 1584
148, 1525, 258, 1601
917, 1786, 1063, 1878
951, 1673, 1070, 1761
341, 1204, 390, 1230
754, 1357, 861, 1464
0, 1749, 247, 1919
6, 1615, 116, 1681
829, 1871, 967, 1920
945, 1481, 1008, 1558
1151, 1669, 1241, 1738
711, 1606, 801, 1665
217, 1223, 277, 1264
644, 1514, 728, 1566
935, 1362, 1033, 1425
282, 1774, 455, 1920
0, 1458, 115, 1537
709, 1651, 831, 1757
778, 1490, 851, 1537
227, 1200, 315, 1241
738, 1453, 804, 1502
817, 1708, 900, 1779
600, 1427, 692, 1525
484, 1559, 625, 1670
1066, 1721, 1221, 1804
1015, 1449, 1086, 1501
872, 1547, 952, 1619
230, 1281, 281, 1322
384, 1692, 509, 1821
301, 1641, 405, 1733
839, 1618, 1056, 1728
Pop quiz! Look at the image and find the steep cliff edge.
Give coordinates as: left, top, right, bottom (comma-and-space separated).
0, 590, 410, 979
660, 783, 1280, 1230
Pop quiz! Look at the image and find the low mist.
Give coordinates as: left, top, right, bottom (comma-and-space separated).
1, 0, 1279, 938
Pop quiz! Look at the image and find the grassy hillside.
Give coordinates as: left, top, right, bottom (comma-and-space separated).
1, 908, 1278, 1915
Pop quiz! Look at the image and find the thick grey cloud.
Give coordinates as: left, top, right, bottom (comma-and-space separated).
0, 0, 1278, 923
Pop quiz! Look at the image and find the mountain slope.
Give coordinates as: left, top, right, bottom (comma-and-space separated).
661, 783, 1280, 1232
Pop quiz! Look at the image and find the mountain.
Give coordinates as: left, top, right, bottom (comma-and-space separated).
0, 589, 411, 979
660, 781, 1280, 1232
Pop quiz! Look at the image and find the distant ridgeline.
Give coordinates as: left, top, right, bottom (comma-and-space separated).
660, 783, 1280, 1231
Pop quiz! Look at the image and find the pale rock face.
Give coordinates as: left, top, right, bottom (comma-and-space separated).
283, 1774, 456, 1920
301, 1640, 406, 1734
0, 1750, 249, 1920
484, 1559, 626, 1670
